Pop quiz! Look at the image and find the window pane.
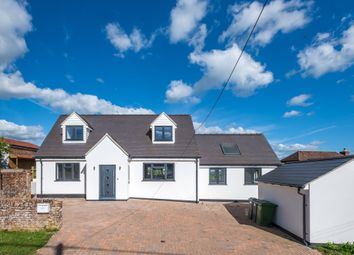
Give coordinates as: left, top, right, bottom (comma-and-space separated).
166, 164, 174, 179
64, 165, 73, 180
245, 168, 261, 184
164, 127, 172, 141
152, 164, 165, 179
144, 164, 152, 179
73, 163, 80, 179
66, 126, 83, 140
220, 143, 240, 155
75, 127, 83, 140
218, 169, 226, 184
66, 127, 74, 140
57, 164, 63, 180
154, 126, 173, 141
209, 169, 218, 184
155, 127, 163, 141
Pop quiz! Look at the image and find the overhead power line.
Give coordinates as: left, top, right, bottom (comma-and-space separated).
181, 0, 269, 157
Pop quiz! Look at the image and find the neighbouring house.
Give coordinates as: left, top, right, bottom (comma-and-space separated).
281, 150, 348, 163
257, 156, 354, 244
1, 138, 38, 169
35, 112, 280, 202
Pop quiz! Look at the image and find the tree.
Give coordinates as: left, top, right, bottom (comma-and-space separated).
0, 137, 10, 168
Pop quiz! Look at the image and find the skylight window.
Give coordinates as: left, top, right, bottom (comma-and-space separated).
220, 143, 240, 155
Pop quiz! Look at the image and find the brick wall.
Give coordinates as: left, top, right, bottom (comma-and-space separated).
0, 169, 32, 199
0, 198, 62, 231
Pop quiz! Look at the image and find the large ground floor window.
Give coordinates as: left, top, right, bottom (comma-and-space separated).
143, 163, 174, 181
56, 163, 80, 181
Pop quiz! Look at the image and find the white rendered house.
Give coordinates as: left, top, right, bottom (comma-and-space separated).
258, 156, 354, 244
35, 112, 280, 202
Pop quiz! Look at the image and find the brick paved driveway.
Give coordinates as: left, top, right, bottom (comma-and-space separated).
37, 199, 319, 255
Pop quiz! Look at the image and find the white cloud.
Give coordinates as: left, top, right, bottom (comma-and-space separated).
188, 24, 207, 51
0, 71, 154, 114
287, 94, 313, 107
190, 44, 274, 96
65, 74, 75, 83
0, 0, 32, 70
194, 122, 258, 134
0, 2, 152, 115
165, 80, 199, 104
96, 78, 104, 84
105, 23, 154, 56
0, 119, 45, 142
272, 140, 321, 157
298, 24, 354, 77
220, 0, 312, 46
169, 0, 207, 44
283, 110, 301, 118
164, 43, 273, 103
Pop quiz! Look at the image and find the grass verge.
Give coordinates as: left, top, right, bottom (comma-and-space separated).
0, 230, 56, 255
315, 242, 354, 255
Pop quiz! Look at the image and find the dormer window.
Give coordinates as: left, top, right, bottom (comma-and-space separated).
154, 126, 172, 141
150, 112, 177, 144
66, 125, 84, 141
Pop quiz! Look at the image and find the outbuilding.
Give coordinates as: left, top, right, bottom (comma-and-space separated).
257, 156, 354, 244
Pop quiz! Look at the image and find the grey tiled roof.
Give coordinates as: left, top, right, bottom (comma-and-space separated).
195, 134, 280, 166
36, 115, 199, 158
258, 156, 354, 187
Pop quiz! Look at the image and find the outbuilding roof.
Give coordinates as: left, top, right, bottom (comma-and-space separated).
3, 138, 38, 150
36, 114, 199, 158
257, 156, 354, 187
195, 134, 280, 166
281, 150, 343, 163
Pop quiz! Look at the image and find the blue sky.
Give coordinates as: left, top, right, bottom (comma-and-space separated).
0, 0, 354, 158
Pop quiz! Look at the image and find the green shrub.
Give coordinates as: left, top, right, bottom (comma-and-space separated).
315, 242, 354, 255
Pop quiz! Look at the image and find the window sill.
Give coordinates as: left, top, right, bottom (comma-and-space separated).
142, 179, 175, 182
55, 180, 81, 182
209, 183, 227, 186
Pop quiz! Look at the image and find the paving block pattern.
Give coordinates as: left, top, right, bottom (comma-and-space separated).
37, 199, 319, 255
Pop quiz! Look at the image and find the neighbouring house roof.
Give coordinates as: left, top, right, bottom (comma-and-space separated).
36, 114, 199, 158
3, 138, 38, 150
257, 156, 354, 188
195, 134, 280, 166
2, 138, 38, 160
281, 150, 343, 163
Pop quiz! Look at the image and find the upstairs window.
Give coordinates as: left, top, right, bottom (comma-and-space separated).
66, 126, 84, 141
56, 163, 80, 181
143, 163, 174, 181
154, 126, 173, 141
220, 143, 240, 155
245, 168, 262, 185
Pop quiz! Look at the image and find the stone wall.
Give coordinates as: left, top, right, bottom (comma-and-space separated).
0, 198, 62, 231
0, 169, 32, 198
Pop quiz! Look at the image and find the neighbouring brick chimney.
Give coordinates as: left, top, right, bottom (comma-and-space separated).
340, 148, 350, 156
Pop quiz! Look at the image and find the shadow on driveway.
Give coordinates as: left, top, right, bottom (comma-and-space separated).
223, 202, 302, 244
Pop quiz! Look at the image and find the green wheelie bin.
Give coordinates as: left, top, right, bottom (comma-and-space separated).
255, 200, 277, 226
